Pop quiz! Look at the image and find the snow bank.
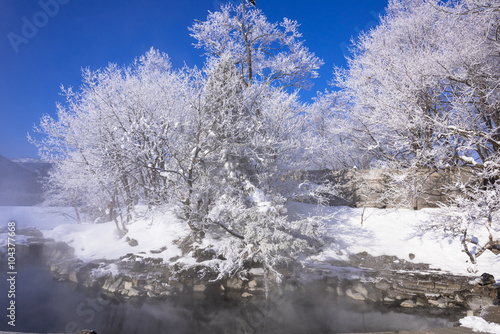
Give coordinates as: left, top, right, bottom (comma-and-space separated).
460, 316, 500, 334
0, 205, 191, 263
1, 204, 499, 280
288, 202, 500, 278
43, 206, 190, 262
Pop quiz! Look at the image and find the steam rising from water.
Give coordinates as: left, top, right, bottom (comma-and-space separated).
0, 262, 456, 334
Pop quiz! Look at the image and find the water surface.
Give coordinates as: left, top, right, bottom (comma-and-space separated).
0, 259, 459, 334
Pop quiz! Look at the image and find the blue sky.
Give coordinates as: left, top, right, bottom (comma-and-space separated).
0, 0, 388, 159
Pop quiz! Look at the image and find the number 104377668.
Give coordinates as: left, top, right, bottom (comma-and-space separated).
7, 221, 16, 271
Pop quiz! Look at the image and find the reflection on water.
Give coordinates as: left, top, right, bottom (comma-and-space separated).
0, 260, 459, 334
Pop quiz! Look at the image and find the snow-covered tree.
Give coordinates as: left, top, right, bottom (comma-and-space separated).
189, 0, 323, 89
171, 55, 325, 281
306, 90, 373, 170
333, 0, 500, 265
31, 49, 188, 233
180, 1, 328, 279
31, 0, 328, 280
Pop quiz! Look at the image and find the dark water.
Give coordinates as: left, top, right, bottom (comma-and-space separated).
0, 259, 460, 334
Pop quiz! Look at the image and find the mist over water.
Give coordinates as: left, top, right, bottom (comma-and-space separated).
0, 261, 88, 333
0, 256, 459, 334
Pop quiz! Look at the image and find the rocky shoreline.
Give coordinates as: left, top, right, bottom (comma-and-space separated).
8, 228, 500, 315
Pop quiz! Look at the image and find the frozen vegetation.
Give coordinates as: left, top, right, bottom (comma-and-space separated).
1, 204, 499, 278
14, 2, 498, 328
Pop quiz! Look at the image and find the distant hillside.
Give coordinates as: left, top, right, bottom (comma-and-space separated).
12, 157, 53, 178
0, 155, 51, 206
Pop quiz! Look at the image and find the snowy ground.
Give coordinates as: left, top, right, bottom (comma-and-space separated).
1, 203, 499, 279
2, 203, 500, 333
460, 316, 500, 334
287, 202, 500, 279
0, 205, 190, 264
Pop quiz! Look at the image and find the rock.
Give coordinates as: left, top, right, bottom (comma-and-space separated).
476, 273, 495, 286
428, 298, 449, 308
389, 291, 412, 301
168, 280, 184, 292
249, 268, 265, 276
401, 299, 416, 308
241, 292, 253, 298
77, 330, 97, 334
488, 244, 500, 255
159, 290, 172, 297
123, 281, 133, 290
398, 279, 419, 291
107, 277, 124, 293
409, 253, 415, 260
21, 228, 44, 238
367, 290, 383, 303
416, 295, 429, 307
427, 299, 440, 307
193, 284, 206, 292
27, 241, 44, 257
417, 281, 435, 291
346, 288, 366, 301
16, 244, 29, 256
144, 257, 163, 265
102, 278, 113, 291
194, 248, 217, 262
126, 237, 138, 247
375, 279, 391, 291
150, 246, 167, 254
435, 282, 462, 291
68, 270, 78, 284
455, 293, 465, 303
248, 280, 259, 289
127, 288, 140, 297
352, 282, 368, 298
226, 277, 244, 290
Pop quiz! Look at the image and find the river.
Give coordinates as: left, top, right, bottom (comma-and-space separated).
0, 257, 460, 334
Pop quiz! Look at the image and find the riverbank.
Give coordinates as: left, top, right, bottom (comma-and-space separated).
1, 205, 499, 333
2, 204, 498, 278
7, 226, 499, 334
18, 228, 497, 313
11, 204, 499, 311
